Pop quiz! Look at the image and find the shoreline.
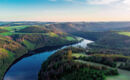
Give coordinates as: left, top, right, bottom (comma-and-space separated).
2, 40, 80, 80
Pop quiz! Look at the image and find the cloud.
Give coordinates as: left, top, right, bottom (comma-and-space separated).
49, 0, 130, 5
86, 0, 120, 5
49, 0, 130, 9
86, 0, 130, 7
111, 0, 130, 10
123, 0, 130, 5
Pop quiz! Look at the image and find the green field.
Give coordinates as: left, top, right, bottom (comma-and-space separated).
46, 32, 59, 37
72, 53, 88, 58
75, 60, 111, 68
66, 36, 75, 41
0, 32, 14, 36
118, 32, 130, 36
22, 40, 35, 50
0, 48, 14, 60
107, 69, 130, 80
75, 60, 130, 80
0, 25, 29, 36
1, 25, 28, 31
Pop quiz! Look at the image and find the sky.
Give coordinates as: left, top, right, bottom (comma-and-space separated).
0, 0, 130, 22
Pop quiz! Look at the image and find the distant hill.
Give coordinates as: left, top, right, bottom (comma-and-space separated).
0, 22, 55, 26
46, 22, 130, 33
18, 26, 50, 33
1, 21, 130, 32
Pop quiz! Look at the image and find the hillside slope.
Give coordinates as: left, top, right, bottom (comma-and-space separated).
0, 26, 78, 80
39, 47, 120, 80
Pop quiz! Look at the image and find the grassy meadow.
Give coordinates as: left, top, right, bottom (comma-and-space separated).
107, 69, 130, 80
118, 32, 130, 36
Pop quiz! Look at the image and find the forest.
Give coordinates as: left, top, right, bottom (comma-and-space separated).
0, 22, 130, 80
0, 25, 78, 80
39, 47, 119, 80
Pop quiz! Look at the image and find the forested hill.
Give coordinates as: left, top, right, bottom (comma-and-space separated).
1, 21, 130, 32
43, 22, 130, 56
39, 47, 120, 80
46, 22, 130, 32
1, 21, 130, 80
0, 25, 78, 80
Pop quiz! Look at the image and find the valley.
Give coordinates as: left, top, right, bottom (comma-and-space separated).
1, 0, 130, 80
0, 22, 130, 80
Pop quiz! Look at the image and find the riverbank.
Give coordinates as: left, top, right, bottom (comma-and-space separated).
4, 38, 92, 80
39, 47, 118, 80
0, 25, 82, 80
3, 40, 80, 80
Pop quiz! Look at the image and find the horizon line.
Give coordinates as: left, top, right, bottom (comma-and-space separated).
0, 20, 130, 23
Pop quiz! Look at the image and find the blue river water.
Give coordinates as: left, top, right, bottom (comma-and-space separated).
4, 39, 93, 80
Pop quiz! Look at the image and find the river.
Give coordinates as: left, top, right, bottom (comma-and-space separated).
4, 39, 93, 80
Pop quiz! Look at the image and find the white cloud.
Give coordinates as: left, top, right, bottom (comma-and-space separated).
111, 0, 130, 10
86, 0, 130, 6
87, 0, 120, 5
50, 0, 130, 5
84, 0, 130, 11
49, 0, 130, 9
123, 0, 130, 5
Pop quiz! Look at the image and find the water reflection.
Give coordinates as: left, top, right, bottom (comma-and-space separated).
4, 39, 93, 80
